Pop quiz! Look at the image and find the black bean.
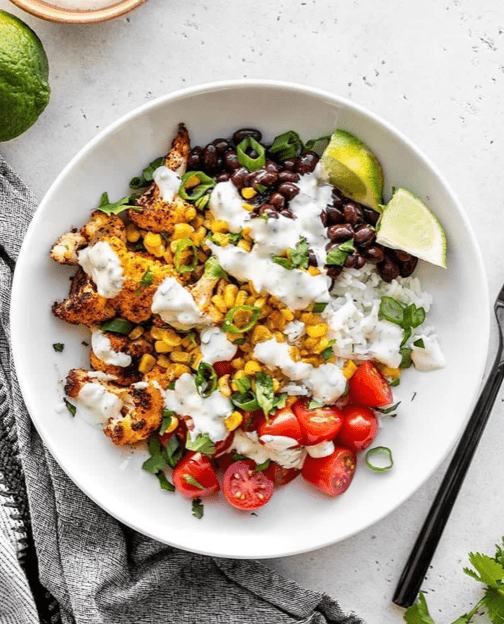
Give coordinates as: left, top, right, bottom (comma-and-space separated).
187, 146, 203, 170
399, 256, 418, 277
295, 151, 319, 175
361, 245, 384, 264
202, 144, 219, 173
216, 172, 231, 183
223, 150, 241, 171
280, 209, 296, 219
331, 189, 344, 207
343, 201, 364, 226
264, 160, 279, 174
277, 182, 300, 201
354, 253, 366, 269
362, 206, 380, 226
377, 255, 400, 282
258, 204, 279, 218
254, 170, 278, 187
327, 223, 354, 242
326, 265, 343, 279
233, 128, 262, 145
213, 138, 231, 154
269, 193, 286, 209
354, 225, 376, 248
325, 205, 344, 225
244, 171, 258, 187
394, 250, 412, 262
278, 170, 300, 184
344, 254, 358, 269
320, 211, 328, 227
308, 250, 318, 267
282, 158, 298, 171
231, 167, 249, 189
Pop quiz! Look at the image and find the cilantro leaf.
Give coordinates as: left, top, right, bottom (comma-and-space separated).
63, 398, 76, 417
255, 459, 271, 471
159, 409, 175, 435
96, 191, 140, 216
204, 256, 227, 279
233, 376, 251, 394
185, 433, 216, 456
273, 393, 288, 410
183, 474, 206, 490
52, 343, 64, 352
142, 453, 167, 474
227, 232, 243, 245
289, 237, 309, 269
192, 498, 204, 519
129, 156, 164, 189
308, 398, 324, 409
165, 435, 183, 469
483, 587, 504, 623
272, 256, 294, 270
139, 267, 154, 288
254, 372, 275, 417
156, 471, 175, 492
403, 592, 438, 624
464, 553, 504, 589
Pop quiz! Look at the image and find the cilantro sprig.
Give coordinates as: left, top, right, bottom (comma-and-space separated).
404, 537, 504, 624
273, 238, 309, 270
96, 191, 141, 216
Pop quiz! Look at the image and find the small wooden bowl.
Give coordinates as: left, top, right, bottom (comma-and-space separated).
8, 0, 149, 24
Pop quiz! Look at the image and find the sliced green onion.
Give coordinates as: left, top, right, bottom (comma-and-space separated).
413, 338, 425, 348
255, 459, 271, 471
100, 318, 134, 335
64, 398, 76, 416
221, 305, 261, 334
269, 130, 303, 160
174, 238, 198, 274
365, 446, 394, 473
236, 137, 266, 172
178, 171, 216, 201
129, 156, 164, 189
52, 343, 64, 352
195, 362, 218, 397
304, 135, 331, 152
379, 296, 405, 325
312, 302, 328, 313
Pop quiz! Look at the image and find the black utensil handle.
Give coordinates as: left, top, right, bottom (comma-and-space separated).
392, 355, 504, 608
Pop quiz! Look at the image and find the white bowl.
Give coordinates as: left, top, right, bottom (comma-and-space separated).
10, 80, 490, 558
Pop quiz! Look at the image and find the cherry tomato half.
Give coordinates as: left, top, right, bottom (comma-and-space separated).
257, 406, 303, 445
302, 447, 357, 496
172, 452, 220, 499
222, 460, 274, 510
292, 398, 343, 446
213, 360, 235, 377
348, 361, 393, 408
264, 461, 300, 487
338, 405, 378, 453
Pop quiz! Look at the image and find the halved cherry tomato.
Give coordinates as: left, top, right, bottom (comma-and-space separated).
302, 447, 356, 496
338, 405, 378, 453
257, 406, 303, 445
264, 461, 300, 486
214, 432, 235, 457
241, 409, 264, 432
172, 452, 220, 498
222, 460, 274, 510
213, 360, 235, 377
292, 398, 343, 445
348, 361, 393, 408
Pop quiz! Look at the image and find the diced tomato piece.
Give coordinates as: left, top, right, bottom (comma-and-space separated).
348, 361, 393, 408
264, 461, 300, 486
213, 360, 235, 377
292, 398, 343, 445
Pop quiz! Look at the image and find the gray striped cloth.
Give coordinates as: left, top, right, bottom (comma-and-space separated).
0, 155, 363, 624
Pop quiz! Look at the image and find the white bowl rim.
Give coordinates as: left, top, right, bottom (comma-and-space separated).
10, 79, 491, 558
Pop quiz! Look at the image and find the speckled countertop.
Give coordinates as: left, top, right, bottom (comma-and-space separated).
1, 0, 503, 621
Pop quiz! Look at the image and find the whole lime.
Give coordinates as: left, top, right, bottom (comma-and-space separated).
0, 10, 50, 142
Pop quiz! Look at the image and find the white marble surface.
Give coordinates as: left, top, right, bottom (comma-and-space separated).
1, 0, 504, 621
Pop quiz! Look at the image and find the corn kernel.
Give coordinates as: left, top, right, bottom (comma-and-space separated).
128, 326, 143, 340
289, 346, 301, 362
244, 360, 261, 375
287, 396, 297, 407
210, 220, 229, 234
231, 357, 245, 370
191, 352, 204, 369
270, 310, 287, 330
342, 360, 358, 380
197, 249, 208, 263
211, 294, 227, 314
161, 329, 182, 346
224, 284, 238, 308
156, 355, 172, 369
237, 239, 252, 252
138, 353, 156, 374
306, 323, 328, 338
164, 415, 179, 434
126, 224, 140, 243
212, 232, 229, 247
171, 351, 191, 364
218, 374, 232, 398
155, 340, 172, 353
312, 337, 330, 355
273, 331, 286, 343
173, 223, 195, 240
251, 325, 272, 344
173, 364, 191, 377
254, 297, 267, 310
233, 369, 248, 380
192, 226, 207, 246
242, 227, 252, 240
224, 411, 243, 432
163, 249, 174, 264
241, 187, 256, 199
147, 244, 165, 258
301, 312, 318, 325
303, 356, 320, 367
184, 174, 201, 189
280, 308, 295, 322
184, 207, 197, 221
190, 214, 205, 229
144, 232, 162, 248
234, 290, 248, 307
308, 266, 321, 276
273, 378, 281, 392
150, 327, 165, 340
240, 343, 253, 353
303, 336, 318, 350
380, 365, 402, 379
248, 281, 259, 297
245, 295, 256, 306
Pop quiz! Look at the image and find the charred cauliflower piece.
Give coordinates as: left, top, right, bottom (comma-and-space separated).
50, 231, 86, 265
189, 274, 224, 325
65, 369, 163, 445
89, 332, 152, 386
128, 123, 193, 234
52, 269, 116, 326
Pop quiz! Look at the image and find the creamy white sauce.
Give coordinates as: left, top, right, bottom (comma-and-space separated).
151, 277, 212, 331
208, 242, 330, 310
164, 373, 232, 442
91, 329, 132, 367
283, 320, 305, 343
233, 430, 306, 469
78, 241, 124, 298
367, 321, 404, 369
411, 335, 446, 371
153, 166, 181, 203
306, 440, 335, 458
74, 382, 123, 427
253, 339, 347, 403
200, 327, 237, 365
209, 181, 251, 232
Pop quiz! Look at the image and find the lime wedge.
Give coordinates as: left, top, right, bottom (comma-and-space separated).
376, 188, 447, 268
319, 130, 384, 212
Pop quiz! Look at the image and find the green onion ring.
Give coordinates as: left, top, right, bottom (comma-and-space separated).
195, 362, 218, 398
174, 238, 198, 274
365, 446, 394, 473
236, 137, 266, 172
178, 171, 216, 201
231, 391, 260, 412
221, 305, 261, 334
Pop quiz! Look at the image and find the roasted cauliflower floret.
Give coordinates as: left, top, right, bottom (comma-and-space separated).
52, 269, 116, 326
128, 123, 193, 234
65, 369, 163, 445
89, 331, 153, 386
50, 231, 85, 265
189, 274, 224, 324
